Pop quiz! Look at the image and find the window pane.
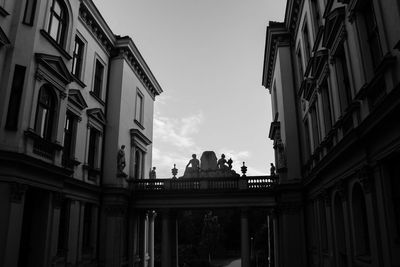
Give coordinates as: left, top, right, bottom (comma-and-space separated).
93, 60, 104, 97
23, 0, 37, 25
53, 0, 62, 16
49, 18, 60, 41
136, 94, 143, 123
6, 65, 26, 130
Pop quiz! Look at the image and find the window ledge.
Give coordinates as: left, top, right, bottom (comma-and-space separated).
71, 74, 86, 88
25, 129, 63, 159
83, 164, 101, 181
0, 6, 9, 17
62, 157, 81, 169
134, 119, 145, 130
89, 91, 105, 106
40, 30, 72, 60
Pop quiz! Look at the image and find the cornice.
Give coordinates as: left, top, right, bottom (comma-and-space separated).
262, 22, 290, 90
285, 0, 304, 37
78, 2, 115, 55
114, 37, 163, 99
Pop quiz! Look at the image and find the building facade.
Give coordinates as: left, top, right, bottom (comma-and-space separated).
263, 0, 400, 266
0, 0, 162, 266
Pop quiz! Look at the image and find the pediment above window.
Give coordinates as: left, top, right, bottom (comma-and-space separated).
0, 26, 10, 46
68, 89, 88, 110
35, 53, 72, 90
130, 129, 152, 152
322, 7, 345, 50
87, 108, 106, 126
302, 78, 316, 101
310, 49, 328, 79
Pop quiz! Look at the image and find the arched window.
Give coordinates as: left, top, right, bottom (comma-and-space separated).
35, 85, 56, 140
352, 183, 370, 256
47, 0, 67, 46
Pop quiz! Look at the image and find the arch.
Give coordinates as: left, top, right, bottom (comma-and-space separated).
34, 84, 57, 140
47, 0, 71, 47
351, 183, 370, 256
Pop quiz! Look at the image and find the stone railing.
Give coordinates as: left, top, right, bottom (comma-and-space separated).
131, 176, 277, 192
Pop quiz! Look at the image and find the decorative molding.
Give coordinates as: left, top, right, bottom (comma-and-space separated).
39, 30, 72, 60
130, 129, 152, 150
262, 22, 290, 89
0, 6, 10, 17
68, 89, 88, 110
87, 108, 106, 126
0, 25, 10, 46
35, 53, 73, 93
78, 3, 114, 54
114, 45, 162, 99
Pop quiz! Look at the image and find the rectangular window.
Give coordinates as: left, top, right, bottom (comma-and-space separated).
22, 0, 37, 25
321, 80, 333, 135
87, 128, 99, 168
5, 65, 26, 130
62, 112, 77, 168
92, 60, 104, 98
303, 23, 312, 64
361, 0, 382, 69
71, 36, 84, 79
135, 92, 144, 124
335, 48, 352, 113
82, 203, 92, 252
310, 105, 320, 151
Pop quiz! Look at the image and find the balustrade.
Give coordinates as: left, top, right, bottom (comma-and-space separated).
132, 176, 276, 192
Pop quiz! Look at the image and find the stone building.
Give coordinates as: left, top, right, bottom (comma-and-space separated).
0, 0, 162, 266
263, 0, 400, 266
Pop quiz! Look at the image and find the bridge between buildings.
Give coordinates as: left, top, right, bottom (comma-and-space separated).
130, 175, 279, 267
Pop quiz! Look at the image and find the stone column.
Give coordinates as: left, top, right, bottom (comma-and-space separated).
3, 183, 27, 267
171, 212, 179, 267
272, 211, 279, 267
161, 209, 171, 267
241, 208, 250, 267
149, 211, 156, 267
141, 212, 148, 267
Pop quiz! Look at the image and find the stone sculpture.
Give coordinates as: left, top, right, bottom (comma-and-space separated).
117, 145, 127, 177
184, 154, 200, 177
270, 163, 276, 176
217, 154, 229, 170
150, 167, 156, 179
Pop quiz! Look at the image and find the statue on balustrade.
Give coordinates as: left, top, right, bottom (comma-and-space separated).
117, 145, 127, 177
181, 151, 240, 178
184, 154, 200, 177
270, 163, 276, 176
217, 154, 229, 170
149, 167, 156, 179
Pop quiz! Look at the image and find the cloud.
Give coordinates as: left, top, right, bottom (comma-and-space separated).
154, 111, 204, 149
152, 111, 205, 177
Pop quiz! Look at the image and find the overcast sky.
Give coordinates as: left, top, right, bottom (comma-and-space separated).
94, 0, 286, 178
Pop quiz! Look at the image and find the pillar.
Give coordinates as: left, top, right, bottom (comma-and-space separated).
171, 212, 178, 267
241, 208, 250, 267
141, 212, 148, 267
148, 211, 156, 267
161, 209, 171, 267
